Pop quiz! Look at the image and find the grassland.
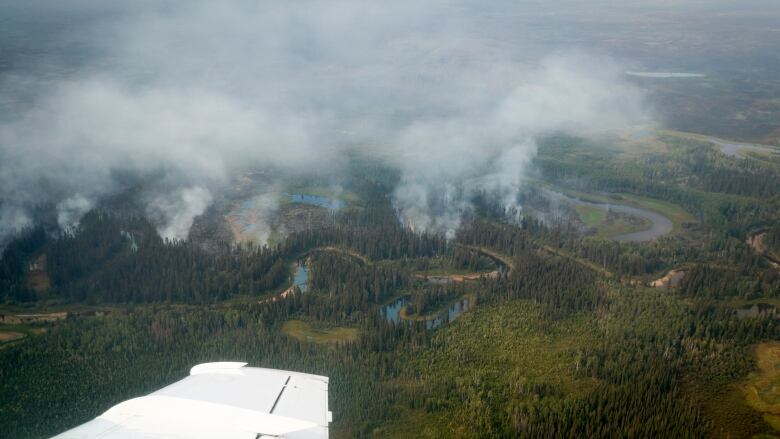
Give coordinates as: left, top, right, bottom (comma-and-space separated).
694, 341, 780, 438
281, 320, 359, 344
0, 331, 25, 342
697, 383, 768, 439
596, 213, 651, 239
0, 323, 46, 348
619, 193, 697, 232
413, 266, 494, 277
742, 342, 780, 432
690, 340, 780, 438
574, 204, 607, 228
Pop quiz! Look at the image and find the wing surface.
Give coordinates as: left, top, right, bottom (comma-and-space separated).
51, 362, 331, 439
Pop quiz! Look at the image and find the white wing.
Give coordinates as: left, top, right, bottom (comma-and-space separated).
52, 362, 331, 439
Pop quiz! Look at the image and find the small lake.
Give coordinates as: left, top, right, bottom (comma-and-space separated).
293, 262, 309, 293
382, 296, 409, 324
554, 192, 673, 242
736, 303, 779, 320
380, 296, 471, 329
289, 194, 344, 210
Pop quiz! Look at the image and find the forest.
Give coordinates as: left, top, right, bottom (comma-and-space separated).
1, 131, 780, 438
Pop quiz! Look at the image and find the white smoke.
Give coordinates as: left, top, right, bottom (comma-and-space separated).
0, 1, 651, 244
56, 195, 93, 233
0, 205, 32, 248
480, 140, 538, 219
391, 54, 649, 235
146, 186, 213, 241
227, 191, 280, 246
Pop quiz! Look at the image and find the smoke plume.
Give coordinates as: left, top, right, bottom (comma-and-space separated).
0, 0, 651, 243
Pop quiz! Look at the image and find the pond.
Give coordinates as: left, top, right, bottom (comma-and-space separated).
736, 303, 779, 320
289, 194, 344, 210
380, 296, 471, 329
382, 296, 409, 324
292, 262, 309, 293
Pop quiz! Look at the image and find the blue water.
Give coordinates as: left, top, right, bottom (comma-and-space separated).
380, 296, 471, 329
427, 298, 471, 329
289, 194, 344, 210
382, 296, 409, 323
293, 263, 309, 293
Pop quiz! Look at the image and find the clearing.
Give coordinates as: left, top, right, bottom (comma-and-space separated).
414, 270, 498, 284
575, 204, 608, 228
0, 311, 67, 324
650, 269, 685, 289
747, 231, 780, 268
0, 331, 25, 342
281, 320, 359, 344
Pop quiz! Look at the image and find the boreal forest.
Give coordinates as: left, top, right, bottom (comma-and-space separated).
2, 1, 780, 438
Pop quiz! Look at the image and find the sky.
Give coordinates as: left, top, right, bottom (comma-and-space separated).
0, 0, 667, 242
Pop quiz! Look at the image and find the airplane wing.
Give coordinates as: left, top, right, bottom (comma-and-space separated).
52, 362, 332, 439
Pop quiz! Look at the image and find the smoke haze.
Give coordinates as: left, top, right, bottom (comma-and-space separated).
0, 0, 652, 242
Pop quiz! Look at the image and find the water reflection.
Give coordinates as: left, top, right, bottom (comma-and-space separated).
293, 262, 309, 293
426, 298, 470, 329
382, 296, 408, 324
380, 296, 471, 329
289, 194, 344, 210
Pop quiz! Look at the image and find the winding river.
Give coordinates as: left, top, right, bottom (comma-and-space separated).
381, 296, 471, 329
555, 192, 674, 242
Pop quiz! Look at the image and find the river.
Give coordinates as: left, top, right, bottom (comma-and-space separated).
380, 296, 471, 329
555, 192, 673, 242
